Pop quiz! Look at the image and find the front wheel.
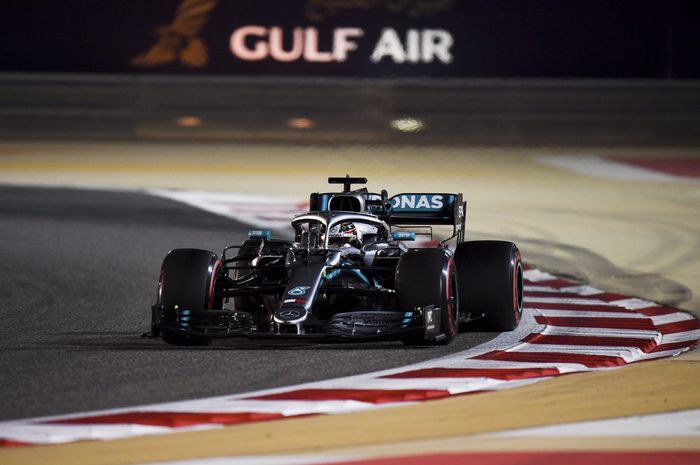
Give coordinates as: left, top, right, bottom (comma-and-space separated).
155, 248, 222, 345
454, 241, 523, 331
396, 249, 459, 345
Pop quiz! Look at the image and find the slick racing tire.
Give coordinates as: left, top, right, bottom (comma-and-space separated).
156, 248, 222, 346
453, 241, 523, 331
396, 249, 459, 345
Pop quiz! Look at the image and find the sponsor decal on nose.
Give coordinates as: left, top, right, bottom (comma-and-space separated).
288, 286, 311, 295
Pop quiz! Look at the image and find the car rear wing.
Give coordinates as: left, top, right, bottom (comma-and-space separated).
385, 193, 466, 243
308, 188, 467, 244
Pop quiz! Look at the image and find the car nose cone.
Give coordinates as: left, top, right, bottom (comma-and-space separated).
274, 307, 309, 325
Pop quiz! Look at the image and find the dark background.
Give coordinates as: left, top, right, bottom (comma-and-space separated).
2, 1, 699, 146
1, 0, 699, 78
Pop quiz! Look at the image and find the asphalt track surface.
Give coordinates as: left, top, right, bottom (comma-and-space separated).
0, 185, 496, 421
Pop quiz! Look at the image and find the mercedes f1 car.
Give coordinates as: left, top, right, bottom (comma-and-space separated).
150, 176, 523, 345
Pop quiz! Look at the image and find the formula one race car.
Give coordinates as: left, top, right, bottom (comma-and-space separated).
150, 176, 523, 345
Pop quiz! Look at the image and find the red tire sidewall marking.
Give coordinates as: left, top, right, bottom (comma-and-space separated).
446, 257, 456, 336
207, 259, 221, 310
513, 249, 522, 323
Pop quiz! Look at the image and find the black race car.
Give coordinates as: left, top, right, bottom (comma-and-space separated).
150, 176, 523, 345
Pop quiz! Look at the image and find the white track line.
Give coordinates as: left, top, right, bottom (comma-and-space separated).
535, 310, 646, 318
536, 156, 681, 182
488, 408, 700, 438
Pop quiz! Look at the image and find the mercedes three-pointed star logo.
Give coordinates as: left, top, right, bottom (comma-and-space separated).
279, 309, 302, 319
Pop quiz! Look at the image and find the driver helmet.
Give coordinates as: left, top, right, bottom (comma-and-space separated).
328, 222, 361, 248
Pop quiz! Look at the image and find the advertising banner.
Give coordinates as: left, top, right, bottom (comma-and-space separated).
1, 0, 698, 78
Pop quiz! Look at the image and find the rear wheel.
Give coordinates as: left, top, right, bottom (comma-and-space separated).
454, 241, 523, 331
156, 248, 222, 345
396, 249, 458, 345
